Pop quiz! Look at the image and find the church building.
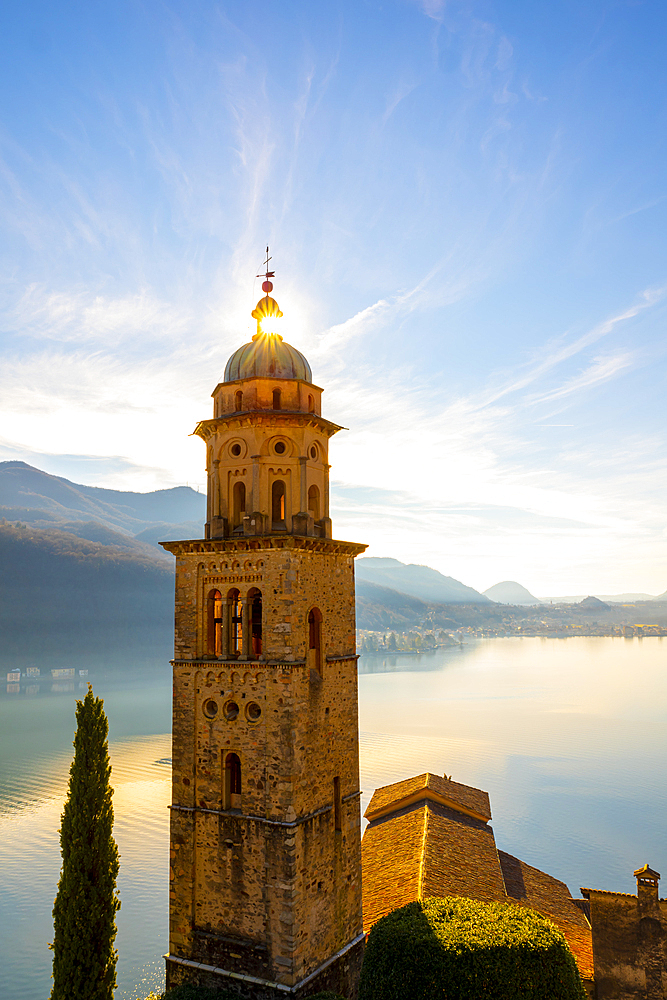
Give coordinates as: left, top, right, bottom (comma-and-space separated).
161, 264, 367, 998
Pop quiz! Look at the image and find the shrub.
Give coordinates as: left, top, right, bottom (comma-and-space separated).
50, 686, 120, 1000
358, 896, 586, 1000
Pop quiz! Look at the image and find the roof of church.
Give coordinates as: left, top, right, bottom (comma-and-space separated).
223, 292, 312, 383
224, 332, 312, 383
361, 772, 593, 982
365, 771, 491, 824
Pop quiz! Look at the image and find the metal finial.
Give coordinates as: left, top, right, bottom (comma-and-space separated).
257, 246, 275, 294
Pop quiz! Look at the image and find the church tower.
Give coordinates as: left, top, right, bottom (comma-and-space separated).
162, 259, 367, 998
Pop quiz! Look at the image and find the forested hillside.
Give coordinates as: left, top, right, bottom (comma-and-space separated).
0, 523, 173, 659
0, 460, 205, 538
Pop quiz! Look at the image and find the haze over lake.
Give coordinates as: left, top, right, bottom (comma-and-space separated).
1, 637, 665, 1000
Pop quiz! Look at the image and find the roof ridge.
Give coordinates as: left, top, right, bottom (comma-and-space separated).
417, 803, 429, 900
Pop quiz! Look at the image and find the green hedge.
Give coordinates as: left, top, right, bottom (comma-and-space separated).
358, 896, 586, 1000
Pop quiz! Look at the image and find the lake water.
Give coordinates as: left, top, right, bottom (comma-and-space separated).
1, 637, 666, 1000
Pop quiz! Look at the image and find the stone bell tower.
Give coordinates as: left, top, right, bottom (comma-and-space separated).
161, 258, 367, 998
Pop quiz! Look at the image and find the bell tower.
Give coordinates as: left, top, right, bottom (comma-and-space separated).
162, 258, 367, 998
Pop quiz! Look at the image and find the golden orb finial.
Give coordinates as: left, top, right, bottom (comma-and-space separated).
252, 246, 284, 337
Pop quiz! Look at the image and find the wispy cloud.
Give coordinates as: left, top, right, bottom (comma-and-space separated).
479, 285, 665, 407
526, 352, 635, 405
415, 0, 447, 23
383, 77, 420, 123
11, 285, 193, 346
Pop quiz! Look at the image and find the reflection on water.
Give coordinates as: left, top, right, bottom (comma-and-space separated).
0, 665, 172, 1000
1, 639, 666, 1000
359, 638, 667, 899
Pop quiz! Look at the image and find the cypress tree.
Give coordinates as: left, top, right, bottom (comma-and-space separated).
50, 685, 121, 1000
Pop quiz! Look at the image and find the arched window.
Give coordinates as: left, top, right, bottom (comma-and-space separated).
207, 589, 223, 656
308, 484, 320, 521
308, 394, 314, 413
272, 388, 281, 410
235, 390, 243, 411
249, 588, 262, 657
228, 588, 242, 656
223, 752, 242, 810
308, 606, 322, 675
271, 480, 286, 526
233, 481, 246, 526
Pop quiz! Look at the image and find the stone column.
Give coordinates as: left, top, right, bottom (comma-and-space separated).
299, 456, 308, 512
222, 598, 232, 659
205, 451, 212, 524
212, 460, 220, 517
240, 597, 251, 660
324, 463, 330, 518
252, 455, 261, 512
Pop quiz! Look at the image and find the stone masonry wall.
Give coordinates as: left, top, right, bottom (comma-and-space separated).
588, 889, 667, 998
167, 536, 366, 992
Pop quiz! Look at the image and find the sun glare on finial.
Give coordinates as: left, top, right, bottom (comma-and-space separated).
252, 246, 284, 337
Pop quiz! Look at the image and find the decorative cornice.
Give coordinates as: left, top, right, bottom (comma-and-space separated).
161, 535, 367, 557
212, 376, 324, 393
172, 659, 307, 669
194, 411, 344, 442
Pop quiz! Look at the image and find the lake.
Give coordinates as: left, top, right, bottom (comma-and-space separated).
1, 637, 666, 999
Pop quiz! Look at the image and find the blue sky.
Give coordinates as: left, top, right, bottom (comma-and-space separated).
1, 0, 666, 595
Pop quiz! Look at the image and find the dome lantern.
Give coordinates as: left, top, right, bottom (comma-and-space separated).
222, 248, 312, 383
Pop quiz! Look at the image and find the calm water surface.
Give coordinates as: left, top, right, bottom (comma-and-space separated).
1, 638, 666, 1000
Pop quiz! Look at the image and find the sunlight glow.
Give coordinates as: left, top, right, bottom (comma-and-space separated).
259, 313, 284, 337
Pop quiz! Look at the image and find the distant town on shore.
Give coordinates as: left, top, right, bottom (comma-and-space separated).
1, 461, 665, 668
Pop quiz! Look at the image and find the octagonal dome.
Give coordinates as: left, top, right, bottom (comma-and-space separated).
223, 331, 312, 383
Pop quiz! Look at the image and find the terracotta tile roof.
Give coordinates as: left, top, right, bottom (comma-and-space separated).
421, 801, 506, 904
580, 887, 636, 898
361, 774, 593, 984
498, 851, 593, 981
361, 802, 426, 932
365, 772, 491, 824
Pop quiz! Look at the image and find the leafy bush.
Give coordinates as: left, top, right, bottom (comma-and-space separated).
358, 896, 586, 1000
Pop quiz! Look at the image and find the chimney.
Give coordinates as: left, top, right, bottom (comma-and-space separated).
634, 864, 661, 916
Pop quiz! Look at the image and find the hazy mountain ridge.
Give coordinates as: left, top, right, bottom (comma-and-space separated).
2, 463, 666, 657
356, 557, 491, 604
483, 581, 541, 605
0, 522, 173, 658
0, 461, 205, 537
356, 580, 431, 629
538, 592, 663, 603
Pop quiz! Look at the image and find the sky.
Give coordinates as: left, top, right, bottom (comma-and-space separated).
0, 0, 666, 597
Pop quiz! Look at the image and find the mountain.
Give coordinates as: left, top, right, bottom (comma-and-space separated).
356, 580, 431, 629
0, 521, 173, 660
355, 557, 491, 604
0, 462, 203, 662
541, 593, 657, 604
578, 596, 611, 611
0, 461, 206, 538
483, 581, 540, 605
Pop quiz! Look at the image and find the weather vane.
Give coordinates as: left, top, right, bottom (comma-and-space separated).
257, 246, 275, 294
